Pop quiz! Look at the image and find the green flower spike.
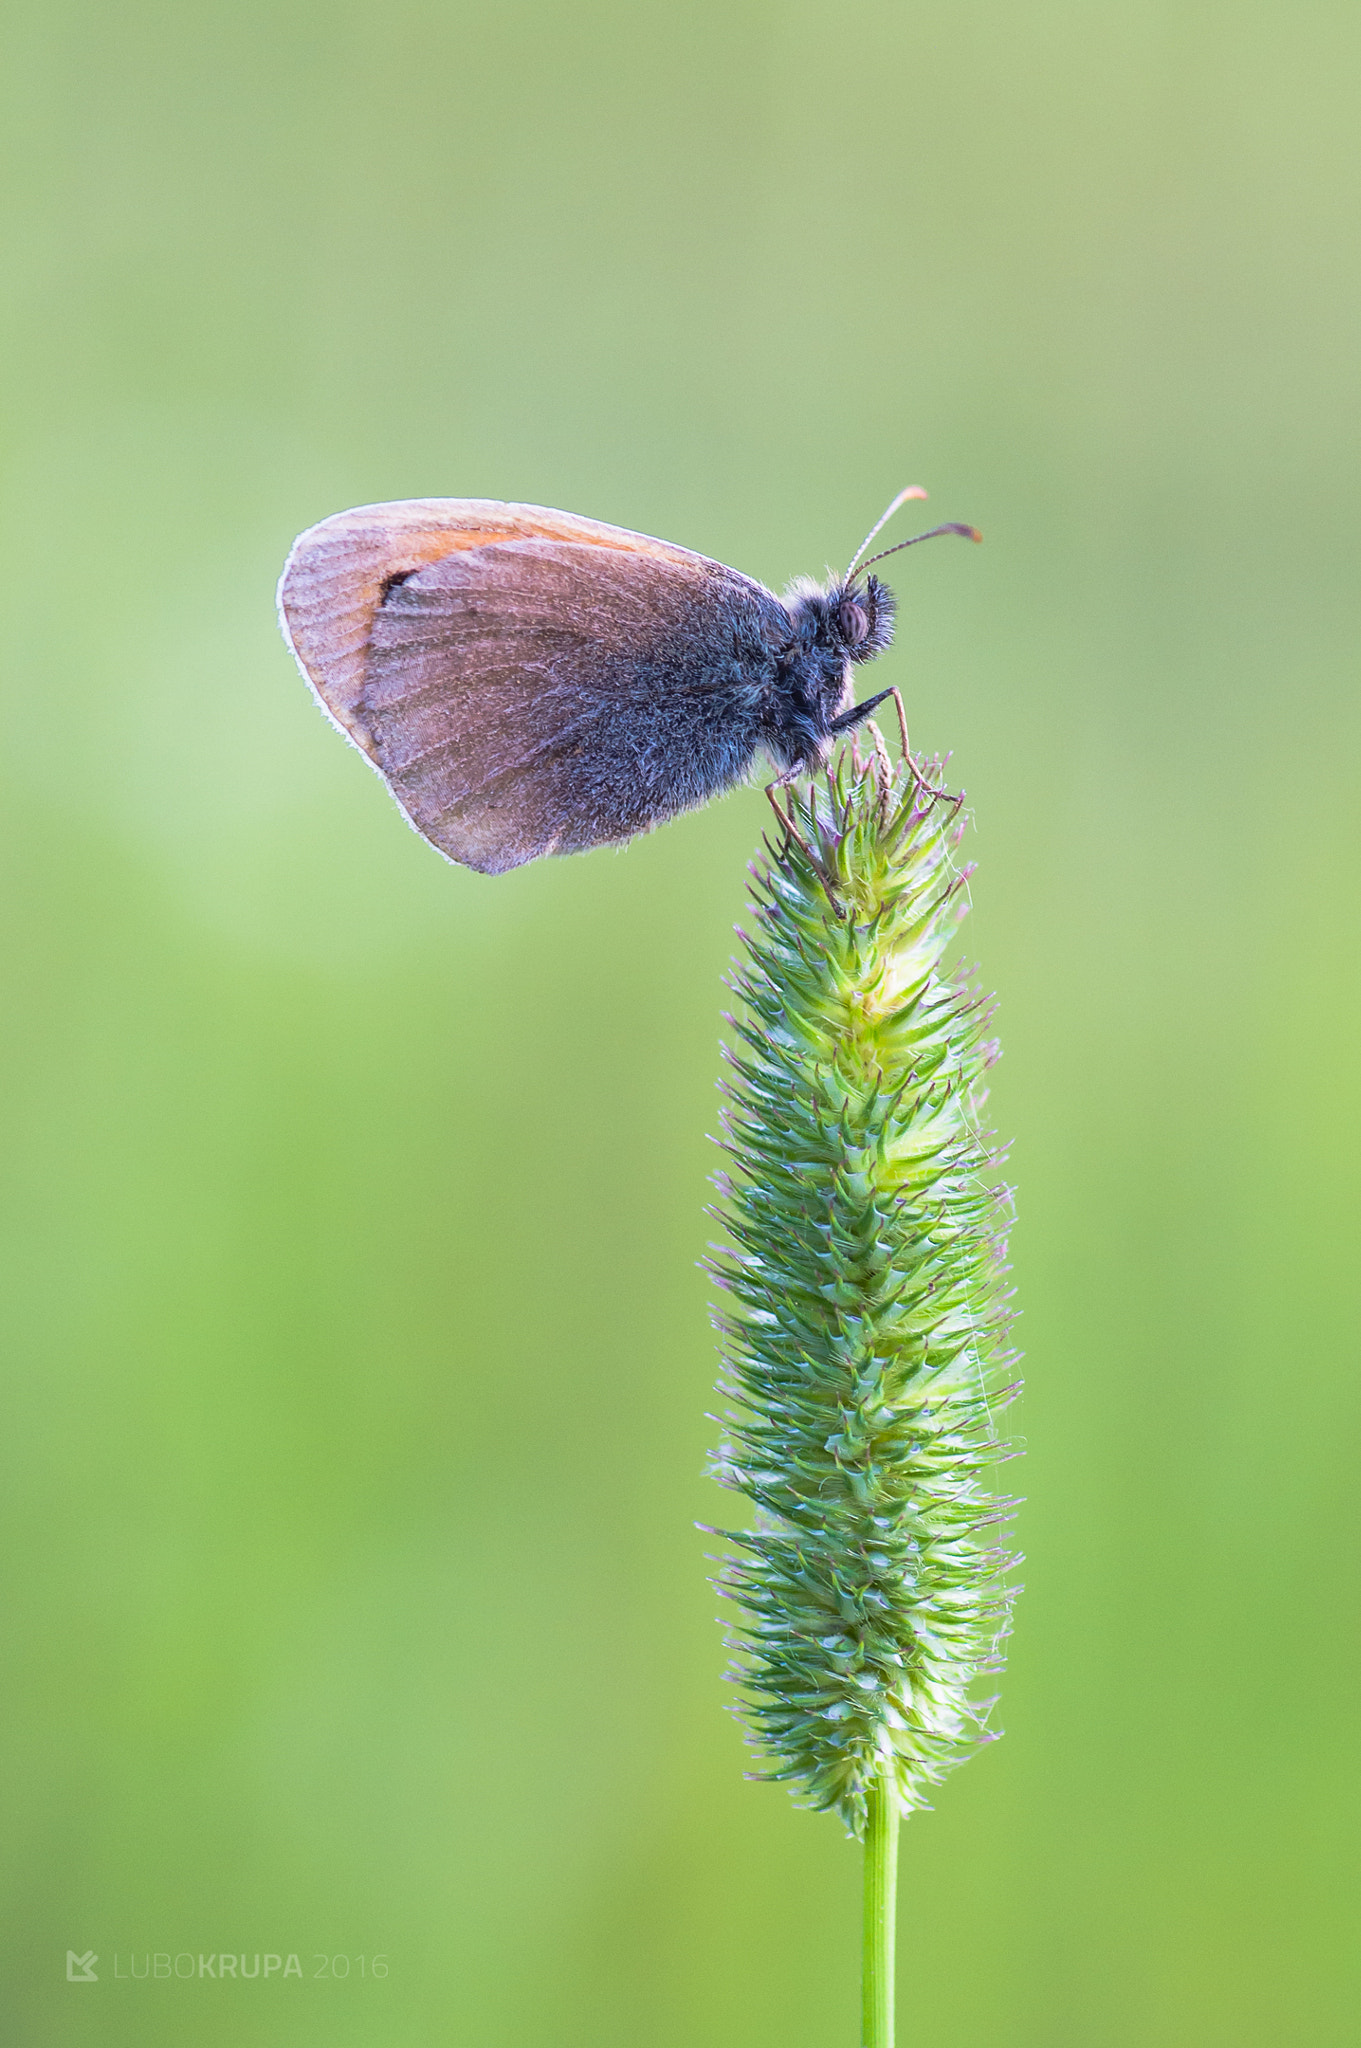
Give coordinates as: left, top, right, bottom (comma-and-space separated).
708, 730, 1021, 2048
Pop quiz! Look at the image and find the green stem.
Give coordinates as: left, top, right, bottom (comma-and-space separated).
862, 1772, 900, 2048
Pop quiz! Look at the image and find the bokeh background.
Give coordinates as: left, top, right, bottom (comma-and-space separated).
2, 3, 1358, 2042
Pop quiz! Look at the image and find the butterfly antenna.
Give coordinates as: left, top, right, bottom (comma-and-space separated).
858, 522, 982, 572
844, 485, 930, 581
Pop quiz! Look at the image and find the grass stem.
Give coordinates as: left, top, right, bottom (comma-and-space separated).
862, 1772, 900, 2048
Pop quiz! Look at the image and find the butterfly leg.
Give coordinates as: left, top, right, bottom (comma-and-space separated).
889, 686, 911, 757
881, 686, 962, 805
763, 786, 846, 916
828, 688, 894, 737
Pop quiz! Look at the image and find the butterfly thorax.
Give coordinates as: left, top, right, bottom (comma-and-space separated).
764, 571, 898, 771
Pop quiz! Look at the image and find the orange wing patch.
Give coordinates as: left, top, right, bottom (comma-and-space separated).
277, 498, 708, 751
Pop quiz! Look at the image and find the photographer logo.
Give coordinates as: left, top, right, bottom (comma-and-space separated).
65, 1947, 387, 1983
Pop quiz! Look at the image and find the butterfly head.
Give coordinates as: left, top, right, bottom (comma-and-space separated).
827, 572, 897, 663
782, 570, 896, 671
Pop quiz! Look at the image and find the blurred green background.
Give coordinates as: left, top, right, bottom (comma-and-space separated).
1, 2, 1357, 2042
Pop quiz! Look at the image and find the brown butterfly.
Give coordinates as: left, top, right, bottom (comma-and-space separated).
277, 491, 977, 874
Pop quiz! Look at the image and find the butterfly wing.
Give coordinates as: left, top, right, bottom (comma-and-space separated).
278, 498, 715, 744
278, 500, 787, 872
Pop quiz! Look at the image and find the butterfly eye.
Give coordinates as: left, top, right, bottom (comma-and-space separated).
837, 597, 869, 647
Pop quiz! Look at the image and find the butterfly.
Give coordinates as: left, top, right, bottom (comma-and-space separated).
277, 487, 977, 874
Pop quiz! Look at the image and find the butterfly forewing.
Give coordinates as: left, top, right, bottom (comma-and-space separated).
278, 502, 789, 873
277, 498, 718, 746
